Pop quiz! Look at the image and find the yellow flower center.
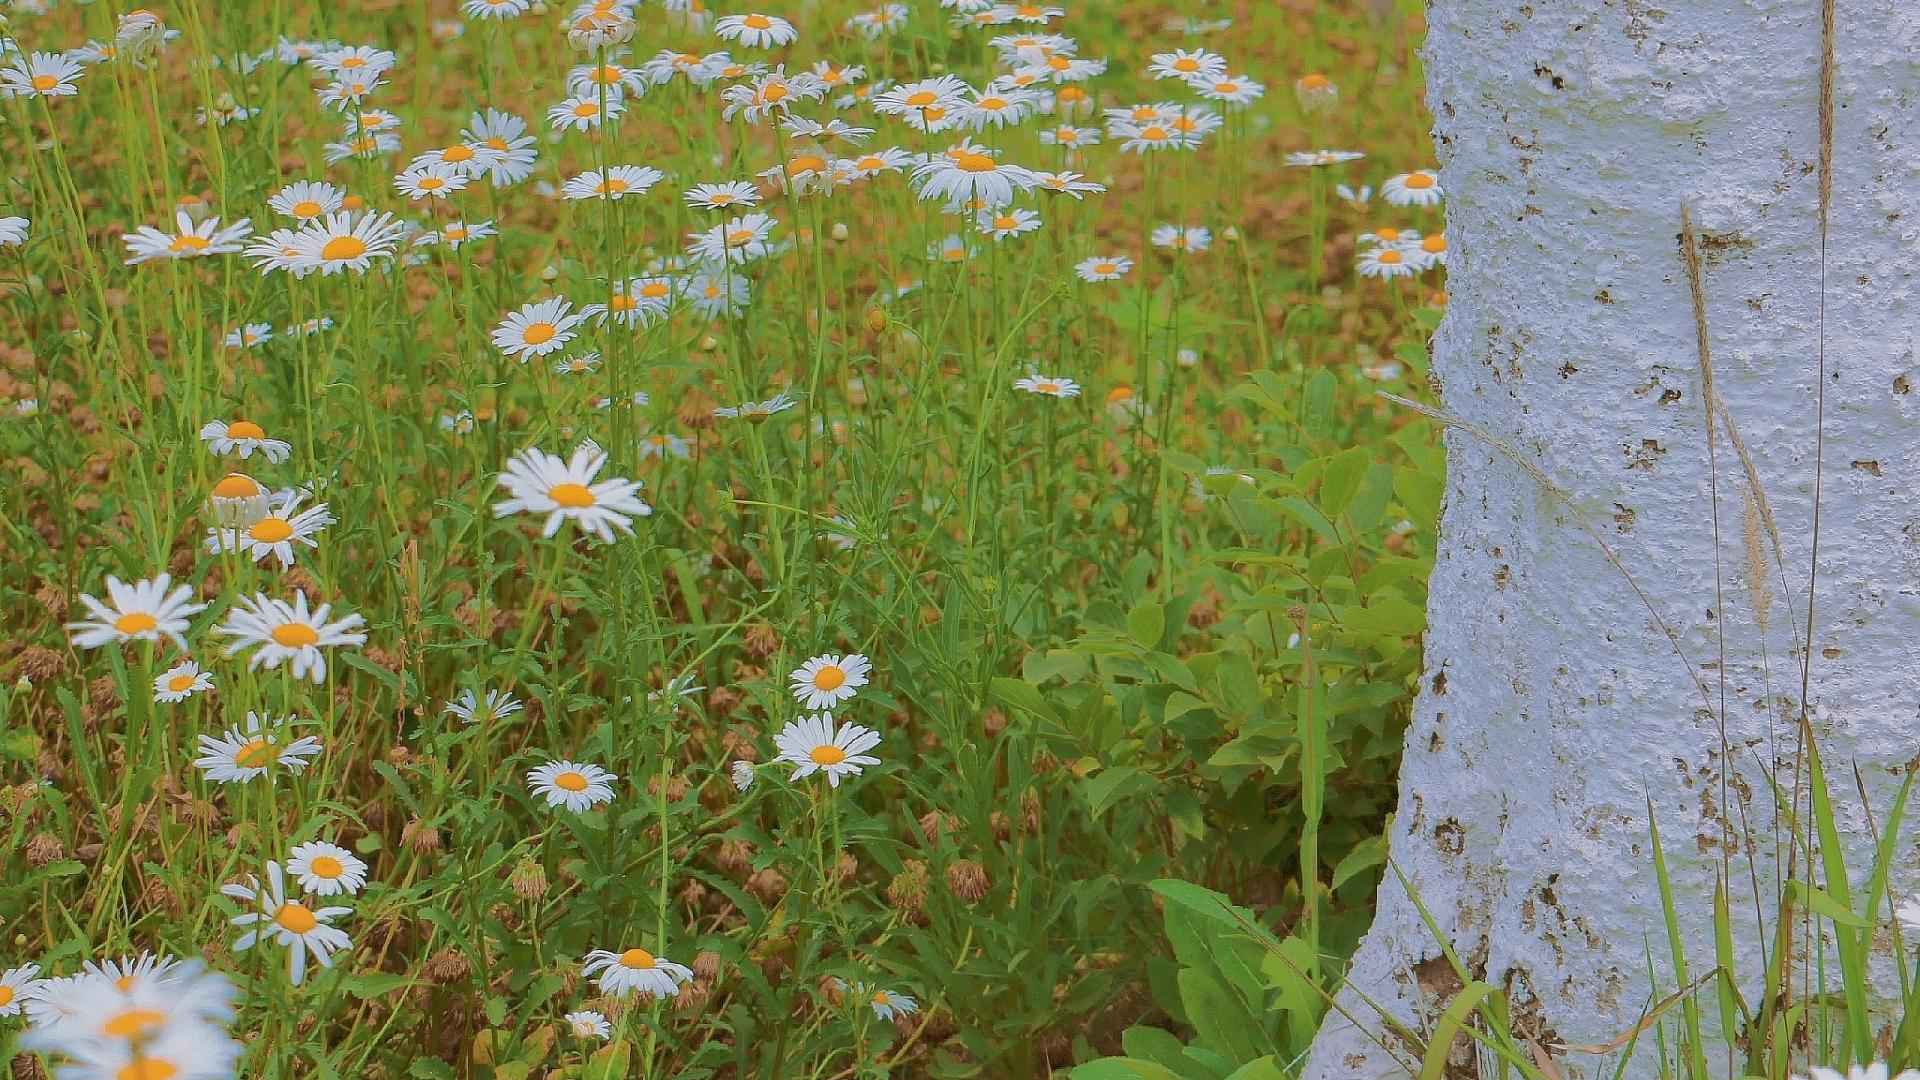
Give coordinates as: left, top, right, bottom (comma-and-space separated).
549, 483, 596, 508
443, 144, 475, 162
248, 517, 294, 543
342, 195, 366, 209
1130, 106, 1156, 121
1173, 57, 1199, 72
271, 622, 320, 647
418, 177, 445, 191
227, 419, 266, 439
485, 137, 510, 151
321, 236, 367, 261
640, 282, 671, 298
235, 738, 276, 769
619, 947, 657, 968
993, 215, 1017, 230
554, 770, 590, 792
310, 855, 344, 878
102, 1008, 168, 1038
167, 673, 196, 692
522, 322, 557, 345
812, 665, 847, 690
573, 102, 599, 118
1036, 381, 1059, 394
340, 56, 366, 68
30, 74, 58, 92
726, 229, 755, 246
954, 153, 997, 173
809, 744, 847, 765
922, 106, 948, 122
743, 14, 772, 28
115, 612, 159, 634
1216, 81, 1239, 94
1094, 262, 1116, 275
763, 82, 788, 102
609, 293, 638, 311
1108, 386, 1135, 403
789, 154, 826, 175
1422, 235, 1447, 253
290, 200, 323, 218
905, 90, 937, 107
599, 178, 629, 194
1376, 228, 1402, 242
1141, 125, 1168, 141
1300, 74, 1330, 90
0, 986, 11, 1007
275, 902, 318, 933
872, 990, 890, 1004
979, 96, 1007, 110
1405, 173, 1436, 189
1379, 250, 1404, 264
709, 193, 736, 205
117, 1060, 180, 1080
1047, 55, 1071, 71
170, 235, 210, 253
592, 64, 623, 85
857, 156, 884, 170
445, 226, 468, 240
1058, 86, 1087, 103
212, 473, 261, 498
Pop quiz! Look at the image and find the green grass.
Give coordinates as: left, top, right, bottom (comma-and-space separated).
0, 0, 1447, 1076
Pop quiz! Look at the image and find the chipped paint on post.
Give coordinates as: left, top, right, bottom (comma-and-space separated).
1305, 1, 1920, 1077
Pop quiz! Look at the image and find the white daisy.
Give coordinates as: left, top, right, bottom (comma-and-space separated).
444, 688, 524, 725
562, 165, 665, 201
223, 860, 352, 985
1, 52, 85, 98
153, 660, 214, 703
195, 711, 322, 784
683, 180, 761, 211
394, 163, 471, 201
713, 391, 799, 423
287, 840, 369, 896
713, 13, 797, 48
67, 573, 205, 651
0, 963, 42, 1017
122, 210, 252, 265
1358, 246, 1417, 279
199, 417, 292, 462
976, 207, 1041, 240
528, 760, 617, 812
461, 109, 538, 186
773, 712, 881, 787
288, 210, 408, 275
1148, 48, 1226, 82
730, 760, 756, 791
494, 443, 652, 542
548, 93, 621, 132
215, 592, 367, 683
685, 269, 751, 318
1074, 255, 1132, 282
566, 1009, 613, 1039
911, 150, 1037, 210
638, 429, 690, 460
205, 488, 335, 569
686, 211, 777, 265
581, 947, 693, 997
1015, 373, 1081, 398
1382, 169, 1444, 207
1151, 224, 1211, 253
582, 277, 674, 328
0, 216, 26, 247
225, 322, 275, 348
492, 298, 584, 361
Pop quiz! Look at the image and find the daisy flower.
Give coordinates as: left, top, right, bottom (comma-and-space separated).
845, 147, 911, 178
288, 840, 369, 896
1294, 72, 1337, 110
684, 181, 761, 210
1358, 226, 1420, 248
528, 760, 617, 812
153, 660, 214, 703
1, 52, 85, 98
996, 2, 1064, 22
323, 131, 402, 164
730, 760, 757, 791
316, 75, 387, 111
911, 150, 1037, 210
1286, 149, 1365, 167
713, 391, 799, 423
685, 269, 751, 318
687, 211, 777, 265
566, 1010, 613, 1040
1034, 170, 1106, 198
1336, 182, 1373, 207
245, 228, 309, 276
976, 207, 1041, 240
714, 12, 796, 48
122, 210, 252, 265
1112, 118, 1187, 154
1152, 224, 1211, 253
567, 55, 648, 98
1358, 246, 1417, 279
554, 352, 603, 376
638, 430, 690, 460
583, 277, 675, 327
582, 947, 694, 998
1411, 233, 1448, 269
408, 142, 501, 178
268, 180, 344, 222
68, 573, 205, 651
1074, 255, 1131, 282
444, 687, 525, 725
549, 94, 621, 132
216, 592, 367, 683
223, 861, 352, 986
195, 712, 323, 784
315, 44, 396, 77
1015, 373, 1080, 397
416, 219, 497, 249
783, 116, 872, 144
199, 417, 292, 462
1039, 124, 1099, 148
959, 86, 1037, 130
206, 471, 272, 525
462, 109, 539, 186
463, 0, 531, 17
0, 216, 26, 247
847, 4, 908, 37
29, 1026, 241, 1080
394, 163, 470, 201
774, 713, 881, 787
562, 165, 665, 201
790, 652, 871, 709
206, 488, 335, 569
873, 75, 967, 123
289, 210, 408, 275
0, 964, 43, 1017
1148, 48, 1226, 82
494, 443, 652, 541
842, 980, 918, 1021
493, 298, 585, 360
1383, 169, 1444, 207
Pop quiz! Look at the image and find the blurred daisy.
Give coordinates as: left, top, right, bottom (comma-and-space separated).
495, 443, 651, 541
790, 653, 871, 709
493, 298, 584, 360
122, 210, 252, 265
0, 963, 42, 1017
1411, 233, 1448, 269
1, 52, 84, 98
583, 947, 694, 997
200, 418, 292, 462
774, 713, 881, 787
568, 54, 648, 98
1383, 170, 1443, 207
268, 180, 344, 222
444, 688, 524, 725
686, 269, 751, 318
394, 164, 470, 201
1286, 149, 1365, 167
566, 1009, 613, 1039
68, 574, 205, 651
464, 0, 531, 18
1192, 73, 1263, 106
586, 278, 674, 328
323, 131, 402, 164
288, 840, 369, 896
684, 180, 761, 210
1294, 72, 1338, 110
1148, 48, 1225, 81
638, 430, 690, 460
225, 323, 275, 349
0, 217, 26, 247
687, 211, 777, 265
1075, 255, 1131, 282
206, 488, 335, 569
554, 352, 603, 376
1335, 182, 1373, 207
1015, 373, 1080, 397
216, 592, 367, 683
528, 760, 617, 812
415, 219, 497, 249
153, 660, 214, 703
1358, 247, 1417, 279
1358, 226, 1420, 248
1152, 224, 1211, 253
714, 391, 799, 423
1034, 170, 1105, 198
224, 860, 352, 985
847, 4, 908, 37
730, 760, 756, 791
714, 13, 796, 48
1039, 124, 1099, 148
195, 711, 322, 783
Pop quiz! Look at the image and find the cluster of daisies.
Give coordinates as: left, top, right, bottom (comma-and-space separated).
0, 952, 242, 1078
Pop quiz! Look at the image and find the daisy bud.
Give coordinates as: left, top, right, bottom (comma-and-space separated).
730, 760, 755, 792
540, 264, 559, 282
946, 859, 989, 904
700, 335, 720, 351
830, 222, 849, 242
509, 857, 548, 901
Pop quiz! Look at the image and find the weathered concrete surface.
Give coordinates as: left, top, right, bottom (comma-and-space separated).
1306, 3, 1920, 1077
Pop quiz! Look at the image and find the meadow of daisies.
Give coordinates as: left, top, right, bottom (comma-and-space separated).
0, 0, 1447, 1075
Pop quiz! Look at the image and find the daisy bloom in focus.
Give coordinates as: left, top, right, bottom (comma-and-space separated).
288, 840, 369, 897
1, 52, 85, 98
687, 211, 777, 265
790, 653, 871, 709
1015, 373, 1080, 397
289, 210, 408, 275
912, 150, 1037, 210
195, 711, 323, 784
494, 443, 652, 542
977, 207, 1040, 240
416, 219, 497, 249
462, 109, 539, 186
153, 660, 214, 703
68, 573, 205, 651
1383, 169, 1444, 207
223, 860, 352, 985
774, 712, 882, 787
216, 591, 367, 683
122, 210, 252, 265
1358, 246, 1417, 279
714, 13, 797, 48
269, 180, 344, 222
849, 981, 918, 1021
684, 180, 761, 210
206, 488, 335, 569
200, 417, 292, 462
1075, 255, 1131, 282
1148, 48, 1226, 81
548, 93, 621, 132
562, 165, 665, 201
445, 688, 525, 725
1191, 73, 1264, 106
529, 760, 618, 812
566, 1010, 613, 1040
493, 298, 584, 360
394, 164, 471, 201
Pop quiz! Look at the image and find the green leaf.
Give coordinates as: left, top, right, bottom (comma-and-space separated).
1127, 601, 1166, 649
1084, 766, 1151, 818
990, 676, 1058, 722
408, 1059, 456, 1080
581, 1039, 631, 1080
345, 972, 418, 1000
1119, 1025, 1188, 1069
1071, 1060, 1183, 1080
1331, 835, 1388, 890
1302, 369, 1337, 438
1223, 1058, 1288, 1080
1317, 447, 1370, 519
